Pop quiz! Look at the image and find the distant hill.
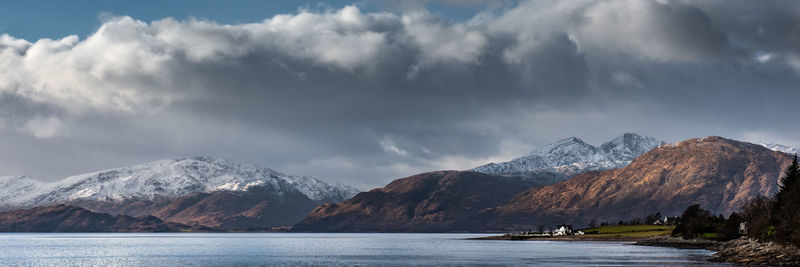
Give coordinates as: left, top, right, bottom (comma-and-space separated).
0, 204, 207, 232
472, 133, 664, 186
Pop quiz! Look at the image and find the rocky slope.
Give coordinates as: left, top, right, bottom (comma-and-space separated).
67, 182, 319, 230
292, 171, 537, 232
150, 184, 318, 230
472, 133, 664, 185
0, 204, 206, 232
484, 136, 793, 229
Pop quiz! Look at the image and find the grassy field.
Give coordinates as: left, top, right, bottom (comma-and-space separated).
580, 225, 675, 238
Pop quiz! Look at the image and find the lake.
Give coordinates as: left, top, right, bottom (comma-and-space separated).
0, 233, 724, 266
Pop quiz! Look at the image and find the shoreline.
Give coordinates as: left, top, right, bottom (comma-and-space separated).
635, 236, 800, 265
472, 234, 800, 265
469, 234, 651, 242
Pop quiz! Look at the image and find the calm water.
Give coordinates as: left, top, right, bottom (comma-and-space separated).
0, 233, 723, 266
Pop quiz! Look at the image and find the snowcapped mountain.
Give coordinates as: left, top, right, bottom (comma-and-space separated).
0, 157, 360, 210
472, 133, 664, 182
760, 143, 800, 155
0, 176, 45, 207
599, 133, 666, 162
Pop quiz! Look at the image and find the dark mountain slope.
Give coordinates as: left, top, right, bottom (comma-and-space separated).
151, 185, 318, 231
293, 171, 537, 232
0, 204, 205, 232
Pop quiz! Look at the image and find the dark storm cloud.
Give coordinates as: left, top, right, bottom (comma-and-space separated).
0, 0, 799, 188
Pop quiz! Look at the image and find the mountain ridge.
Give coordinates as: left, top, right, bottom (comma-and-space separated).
471, 133, 665, 185
0, 157, 359, 211
484, 136, 793, 229
292, 171, 539, 232
296, 136, 794, 232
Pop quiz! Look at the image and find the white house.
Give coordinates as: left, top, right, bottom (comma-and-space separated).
552, 225, 574, 236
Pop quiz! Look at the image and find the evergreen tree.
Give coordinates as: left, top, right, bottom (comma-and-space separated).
772, 155, 798, 221
776, 155, 800, 200
772, 154, 800, 246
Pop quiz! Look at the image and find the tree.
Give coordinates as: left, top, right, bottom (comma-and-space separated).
588, 219, 598, 229
720, 212, 742, 240
772, 154, 800, 246
775, 155, 800, 203
672, 204, 715, 239
740, 196, 772, 239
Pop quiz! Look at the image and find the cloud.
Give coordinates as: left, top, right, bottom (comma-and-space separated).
0, 1, 798, 188
574, 0, 736, 62
23, 116, 63, 139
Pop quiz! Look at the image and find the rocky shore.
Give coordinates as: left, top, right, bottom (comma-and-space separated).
633, 235, 718, 249
635, 236, 800, 265
710, 238, 800, 265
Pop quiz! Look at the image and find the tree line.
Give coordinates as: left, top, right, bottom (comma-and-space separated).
672, 155, 800, 246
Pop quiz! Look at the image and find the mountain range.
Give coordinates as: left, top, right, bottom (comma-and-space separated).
1, 133, 797, 232
0, 157, 359, 230
484, 136, 792, 229
296, 136, 793, 232
471, 133, 664, 185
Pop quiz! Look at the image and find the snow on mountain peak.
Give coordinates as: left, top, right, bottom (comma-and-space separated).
472, 133, 664, 178
760, 143, 800, 155
1, 157, 360, 209
600, 133, 666, 162
0, 176, 45, 206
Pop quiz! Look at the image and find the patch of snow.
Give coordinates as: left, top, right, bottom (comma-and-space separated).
760, 143, 800, 155
472, 133, 665, 180
0, 157, 360, 209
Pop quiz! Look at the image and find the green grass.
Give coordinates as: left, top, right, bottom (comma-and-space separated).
701, 233, 718, 239
580, 225, 675, 238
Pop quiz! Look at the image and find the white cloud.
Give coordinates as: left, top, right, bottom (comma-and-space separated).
788, 54, 800, 74
756, 53, 774, 63
380, 137, 409, 156
573, 0, 732, 62
738, 130, 800, 147
23, 116, 64, 139
0, 34, 31, 52
402, 10, 487, 65
612, 72, 644, 89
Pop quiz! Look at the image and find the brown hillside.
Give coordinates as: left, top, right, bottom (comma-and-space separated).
485, 136, 792, 229
292, 171, 536, 232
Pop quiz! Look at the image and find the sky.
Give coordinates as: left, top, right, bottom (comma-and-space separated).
0, 0, 799, 189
